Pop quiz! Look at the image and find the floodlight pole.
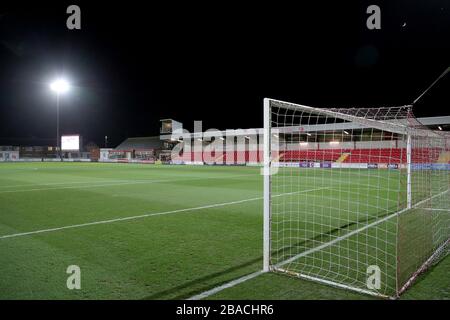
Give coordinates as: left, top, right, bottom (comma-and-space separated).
50, 79, 69, 160
56, 93, 61, 161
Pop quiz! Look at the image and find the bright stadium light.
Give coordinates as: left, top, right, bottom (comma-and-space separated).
438, 126, 443, 131
49, 77, 71, 161
306, 133, 312, 136
343, 130, 349, 135
50, 79, 70, 94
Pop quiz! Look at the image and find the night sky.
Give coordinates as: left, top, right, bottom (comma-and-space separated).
0, 1, 449, 147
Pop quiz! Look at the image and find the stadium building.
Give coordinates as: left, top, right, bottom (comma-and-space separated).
97, 115, 450, 168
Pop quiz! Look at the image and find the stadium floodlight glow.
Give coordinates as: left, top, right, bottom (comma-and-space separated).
50, 79, 70, 94
343, 130, 349, 135
438, 126, 443, 131
49, 77, 70, 161
306, 133, 312, 136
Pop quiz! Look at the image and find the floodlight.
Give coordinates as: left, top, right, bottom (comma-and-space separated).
50, 79, 70, 94
49, 77, 71, 161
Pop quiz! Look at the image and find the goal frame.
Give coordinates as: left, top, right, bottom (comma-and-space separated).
262, 97, 448, 298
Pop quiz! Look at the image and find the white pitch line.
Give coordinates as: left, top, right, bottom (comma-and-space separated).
0, 187, 328, 240
0, 174, 256, 194
0, 180, 134, 189
187, 271, 265, 300
0, 174, 256, 191
0, 180, 170, 194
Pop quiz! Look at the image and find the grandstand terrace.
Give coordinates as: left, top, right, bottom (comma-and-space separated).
156, 116, 450, 166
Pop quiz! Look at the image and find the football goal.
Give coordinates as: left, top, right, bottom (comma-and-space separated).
263, 98, 450, 298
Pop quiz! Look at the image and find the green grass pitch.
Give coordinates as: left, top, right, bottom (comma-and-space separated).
0, 162, 448, 299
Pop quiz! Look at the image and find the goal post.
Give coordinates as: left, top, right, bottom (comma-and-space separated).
406, 133, 412, 209
263, 98, 450, 298
263, 98, 271, 272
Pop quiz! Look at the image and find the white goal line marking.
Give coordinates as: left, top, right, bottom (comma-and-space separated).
272, 267, 389, 298
187, 271, 265, 300
0, 187, 328, 240
189, 188, 450, 300
0, 174, 256, 194
421, 208, 450, 212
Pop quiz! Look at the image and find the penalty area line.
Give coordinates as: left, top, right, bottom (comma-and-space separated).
0, 187, 328, 240
0, 174, 255, 194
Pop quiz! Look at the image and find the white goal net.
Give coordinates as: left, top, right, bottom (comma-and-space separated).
263, 98, 450, 298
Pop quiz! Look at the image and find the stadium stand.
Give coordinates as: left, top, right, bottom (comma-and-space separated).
170, 147, 450, 165
115, 136, 164, 151
103, 136, 167, 163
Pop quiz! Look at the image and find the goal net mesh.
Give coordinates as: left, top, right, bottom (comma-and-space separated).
265, 99, 450, 298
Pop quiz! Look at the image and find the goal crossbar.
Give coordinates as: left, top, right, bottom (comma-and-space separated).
269, 98, 442, 138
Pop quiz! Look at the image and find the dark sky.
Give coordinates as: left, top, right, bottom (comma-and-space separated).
0, 1, 449, 147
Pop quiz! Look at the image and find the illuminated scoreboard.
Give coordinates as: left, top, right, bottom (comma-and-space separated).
61, 135, 81, 151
